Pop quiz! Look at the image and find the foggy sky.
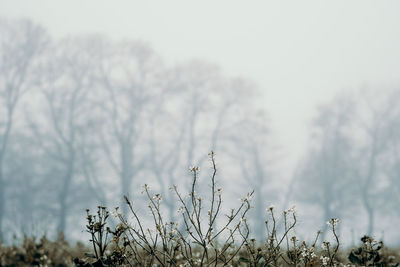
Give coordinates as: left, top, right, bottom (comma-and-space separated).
1, 0, 400, 182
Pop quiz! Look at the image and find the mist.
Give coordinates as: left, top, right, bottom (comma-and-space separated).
1, 2, 400, 250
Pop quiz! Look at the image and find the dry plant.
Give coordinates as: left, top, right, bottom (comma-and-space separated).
80, 151, 253, 266
75, 152, 398, 267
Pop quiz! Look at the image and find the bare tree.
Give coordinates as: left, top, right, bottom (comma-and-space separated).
290, 95, 357, 240
145, 62, 254, 222
227, 109, 274, 240
384, 90, 400, 213
1, 131, 48, 237
0, 19, 48, 240
32, 36, 99, 234
353, 89, 398, 235
0, 19, 278, 241
95, 40, 164, 215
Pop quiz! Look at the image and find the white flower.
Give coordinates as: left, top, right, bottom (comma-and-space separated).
177, 206, 185, 214
111, 207, 122, 218
287, 205, 296, 213
327, 218, 340, 227
240, 192, 252, 203
152, 194, 162, 201
268, 236, 275, 245
320, 256, 329, 266
189, 166, 199, 172
217, 188, 222, 196
321, 241, 330, 250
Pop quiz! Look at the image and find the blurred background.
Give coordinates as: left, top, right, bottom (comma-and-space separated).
0, 0, 400, 246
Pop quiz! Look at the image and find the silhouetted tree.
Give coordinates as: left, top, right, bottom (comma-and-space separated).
95, 40, 164, 215
290, 95, 357, 240
146, 62, 260, 223
0, 19, 48, 240
227, 109, 274, 240
32, 36, 99, 234
353, 89, 398, 235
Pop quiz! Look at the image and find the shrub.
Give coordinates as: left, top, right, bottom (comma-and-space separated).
0, 232, 86, 266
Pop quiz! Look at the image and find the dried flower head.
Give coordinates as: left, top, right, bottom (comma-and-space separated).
189, 166, 199, 172
327, 218, 340, 227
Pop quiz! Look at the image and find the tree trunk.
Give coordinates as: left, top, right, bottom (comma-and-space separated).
57, 193, 68, 234
120, 141, 133, 215
361, 145, 377, 236
254, 188, 265, 240
120, 161, 133, 216
320, 207, 332, 242
57, 153, 74, 234
362, 192, 375, 236
0, 170, 4, 242
0, 112, 14, 242
121, 176, 131, 216
253, 149, 265, 240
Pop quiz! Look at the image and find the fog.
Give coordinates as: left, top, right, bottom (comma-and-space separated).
1, 1, 400, 246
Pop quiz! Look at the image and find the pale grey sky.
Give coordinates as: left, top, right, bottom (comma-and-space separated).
2, 0, 400, 176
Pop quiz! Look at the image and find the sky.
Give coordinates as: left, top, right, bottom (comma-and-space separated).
1, 0, 400, 178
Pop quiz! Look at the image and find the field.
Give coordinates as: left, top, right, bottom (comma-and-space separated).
0, 233, 399, 267
1, 153, 399, 267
